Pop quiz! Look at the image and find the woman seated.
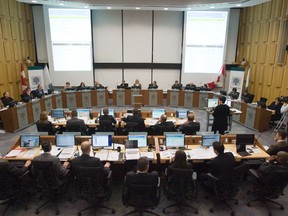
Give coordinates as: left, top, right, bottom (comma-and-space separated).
228, 87, 239, 100
77, 82, 86, 91
169, 150, 192, 170
132, 79, 142, 89
36, 111, 59, 135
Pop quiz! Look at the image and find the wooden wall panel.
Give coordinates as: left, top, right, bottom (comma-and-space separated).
264, 65, 273, 86
262, 1, 272, 20
265, 44, 277, 64
252, 45, 258, 63
253, 23, 260, 43
247, 7, 254, 23
3, 41, 12, 61
271, 20, 280, 42
0, 41, 4, 61
246, 25, 252, 43
17, 2, 23, 20
13, 41, 19, 61
272, 0, 283, 18
0, 0, 9, 17
259, 44, 267, 64
0, 62, 5, 84
254, 5, 262, 22
261, 22, 269, 42
273, 66, 284, 87
1, 18, 9, 39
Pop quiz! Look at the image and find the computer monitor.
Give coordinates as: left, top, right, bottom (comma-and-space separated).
100, 108, 115, 116
152, 109, 165, 119
92, 134, 112, 148
236, 134, 255, 145
207, 98, 218, 108
176, 110, 189, 118
20, 135, 40, 148
165, 133, 185, 148
56, 134, 75, 147
202, 134, 220, 147
225, 98, 232, 107
125, 140, 138, 149
77, 109, 91, 118
95, 132, 114, 136
128, 134, 147, 148
50, 109, 65, 118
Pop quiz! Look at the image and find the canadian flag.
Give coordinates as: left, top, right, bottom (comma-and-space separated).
20, 63, 27, 91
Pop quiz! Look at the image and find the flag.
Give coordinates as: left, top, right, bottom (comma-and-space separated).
43, 65, 52, 89
245, 66, 250, 89
20, 63, 27, 91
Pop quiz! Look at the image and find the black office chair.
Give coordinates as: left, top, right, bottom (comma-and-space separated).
74, 166, 115, 216
247, 168, 288, 216
154, 122, 177, 135
122, 122, 142, 135
179, 123, 200, 135
162, 167, 198, 214
122, 175, 161, 216
97, 120, 115, 133
32, 160, 68, 215
66, 122, 88, 135
0, 167, 30, 215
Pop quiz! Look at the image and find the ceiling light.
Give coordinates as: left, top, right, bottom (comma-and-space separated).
187, 8, 191, 10
136, 7, 140, 10
31, 0, 37, 3
107, 7, 111, 9
84, 6, 89, 8
236, 4, 242, 7
210, 6, 215, 9
59, 3, 64, 6
164, 8, 168, 10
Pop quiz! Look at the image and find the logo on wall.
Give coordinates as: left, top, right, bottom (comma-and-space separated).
32, 76, 41, 85
231, 77, 241, 86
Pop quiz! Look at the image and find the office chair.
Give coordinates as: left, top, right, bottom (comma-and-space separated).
122, 175, 161, 216
74, 166, 115, 216
122, 122, 141, 135
32, 160, 68, 215
97, 120, 115, 133
66, 121, 88, 135
162, 167, 198, 214
154, 122, 177, 135
247, 168, 288, 216
0, 167, 30, 215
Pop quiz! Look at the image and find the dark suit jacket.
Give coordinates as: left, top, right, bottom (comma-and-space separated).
1, 96, 14, 107
36, 120, 56, 135
266, 141, 288, 156
212, 104, 230, 133
179, 121, 200, 135
148, 84, 158, 89
126, 171, 159, 186
122, 115, 146, 131
211, 152, 235, 180
33, 153, 67, 178
21, 93, 33, 103
98, 115, 117, 125
0, 159, 29, 177
154, 121, 176, 135
66, 117, 88, 135
172, 84, 182, 90
33, 89, 44, 99
258, 162, 288, 184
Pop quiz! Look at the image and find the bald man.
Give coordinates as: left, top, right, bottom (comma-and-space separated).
154, 114, 177, 135
71, 141, 110, 175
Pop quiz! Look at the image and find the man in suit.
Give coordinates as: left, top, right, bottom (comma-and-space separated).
71, 141, 110, 175
33, 84, 45, 99
171, 80, 182, 90
148, 81, 158, 89
1, 92, 16, 107
154, 114, 176, 135
122, 109, 146, 131
93, 81, 105, 89
33, 140, 69, 179
212, 96, 230, 135
266, 130, 288, 156
185, 82, 196, 90
21, 87, 34, 103
268, 97, 283, 122
0, 155, 31, 177
179, 113, 200, 135
98, 108, 116, 132
66, 110, 88, 135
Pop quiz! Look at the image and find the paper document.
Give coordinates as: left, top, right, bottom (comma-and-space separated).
125, 152, 140, 160
140, 152, 154, 159
58, 147, 75, 161
51, 146, 63, 156
159, 150, 172, 159
107, 152, 120, 161
21, 148, 39, 158
5, 149, 24, 158
95, 152, 108, 161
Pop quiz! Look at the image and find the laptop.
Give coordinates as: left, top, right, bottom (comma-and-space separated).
56, 134, 76, 161
165, 133, 185, 149
207, 98, 218, 108
201, 134, 220, 148
20, 135, 40, 148
92, 134, 112, 149
236, 134, 255, 156
51, 109, 65, 119
176, 110, 189, 119
100, 108, 115, 116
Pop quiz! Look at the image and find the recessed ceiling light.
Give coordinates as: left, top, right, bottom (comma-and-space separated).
107, 7, 111, 9
59, 3, 64, 6
187, 8, 191, 10
136, 7, 140, 10
210, 6, 215, 9
32, 0, 37, 3
236, 4, 242, 7
164, 8, 168, 10
84, 6, 88, 8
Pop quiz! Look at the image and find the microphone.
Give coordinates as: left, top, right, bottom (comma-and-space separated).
254, 132, 263, 147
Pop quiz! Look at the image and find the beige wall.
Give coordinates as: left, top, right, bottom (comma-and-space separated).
237, 0, 288, 103
0, 0, 35, 100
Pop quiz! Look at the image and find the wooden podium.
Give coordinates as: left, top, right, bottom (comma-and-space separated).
133, 94, 143, 109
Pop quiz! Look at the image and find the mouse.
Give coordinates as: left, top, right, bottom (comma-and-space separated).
187, 154, 191, 159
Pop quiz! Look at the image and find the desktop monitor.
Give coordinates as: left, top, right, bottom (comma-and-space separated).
100, 108, 115, 116
207, 98, 218, 108
92, 134, 112, 148
51, 109, 65, 118
95, 132, 114, 136
176, 110, 189, 118
152, 109, 165, 119
77, 109, 91, 118
128, 134, 147, 148
202, 134, 220, 147
56, 134, 75, 147
125, 140, 138, 149
20, 135, 40, 148
165, 133, 185, 148
225, 98, 232, 107
236, 134, 255, 145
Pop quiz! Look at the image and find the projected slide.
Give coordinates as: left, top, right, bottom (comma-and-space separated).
184, 11, 228, 74
48, 9, 92, 71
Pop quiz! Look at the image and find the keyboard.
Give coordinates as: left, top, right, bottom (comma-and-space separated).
237, 151, 251, 157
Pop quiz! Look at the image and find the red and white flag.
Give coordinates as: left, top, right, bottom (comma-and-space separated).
20, 63, 27, 91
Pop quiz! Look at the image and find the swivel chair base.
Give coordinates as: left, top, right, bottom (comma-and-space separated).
77, 204, 115, 216
35, 199, 59, 215
124, 208, 160, 216
209, 198, 238, 216
162, 202, 198, 215
247, 198, 284, 216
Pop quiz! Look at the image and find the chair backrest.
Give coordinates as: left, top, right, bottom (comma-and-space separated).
62, 131, 81, 136
124, 122, 140, 133
74, 166, 111, 200
154, 122, 176, 135
98, 120, 114, 132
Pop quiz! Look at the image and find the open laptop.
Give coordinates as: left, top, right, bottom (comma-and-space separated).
176, 110, 189, 119
236, 134, 255, 156
207, 98, 218, 108
56, 134, 76, 161
77, 109, 91, 121
201, 134, 220, 148
100, 108, 115, 116
51, 109, 65, 119
20, 135, 40, 148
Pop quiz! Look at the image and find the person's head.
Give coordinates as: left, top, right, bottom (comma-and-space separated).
135, 79, 140, 84
160, 114, 167, 123
25, 87, 31, 94
37, 84, 42, 90
40, 111, 48, 121
71, 110, 78, 118
41, 140, 52, 153
80, 141, 91, 155
173, 150, 187, 168
275, 130, 287, 142
132, 108, 139, 116
80, 82, 85, 87
218, 96, 226, 104
3, 92, 9, 98
213, 141, 224, 155
276, 151, 288, 165
103, 108, 109, 115
187, 113, 195, 122
122, 80, 125, 84
232, 87, 237, 92
175, 80, 179, 84
65, 82, 70, 87
137, 156, 149, 173
152, 81, 157, 85
275, 97, 281, 104
95, 81, 99, 85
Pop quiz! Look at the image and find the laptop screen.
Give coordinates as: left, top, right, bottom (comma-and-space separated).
202, 134, 220, 147
225, 98, 232, 107
51, 109, 65, 118
92, 134, 112, 148
77, 109, 91, 118
236, 134, 255, 145
152, 109, 165, 119
207, 98, 218, 108
176, 110, 188, 118
56, 134, 75, 147
100, 108, 115, 116
20, 135, 40, 148
165, 134, 185, 148
128, 134, 147, 148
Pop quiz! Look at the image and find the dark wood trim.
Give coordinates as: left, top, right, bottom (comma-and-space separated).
94, 62, 182, 69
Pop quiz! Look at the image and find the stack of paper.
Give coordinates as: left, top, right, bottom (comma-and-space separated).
125, 149, 140, 160
95, 151, 108, 161
58, 147, 76, 161
107, 152, 120, 161
4, 149, 24, 158
140, 152, 154, 159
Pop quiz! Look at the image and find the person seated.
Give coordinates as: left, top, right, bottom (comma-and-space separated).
33, 84, 45, 99
93, 81, 105, 89
179, 113, 200, 135
0, 154, 31, 177
266, 130, 288, 156
171, 80, 182, 90
280, 97, 288, 114
71, 141, 110, 175
168, 150, 192, 171
122, 108, 146, 131
36, 111, 59, 135
241, 89, 254, 103
148, 81, 158, 89
154, 114, 177, 135
97, 108, 117, 132
33, 140, 70, 179
118, 80, 128, 89
267, 97, 283, 122
77, 82, 87, 91
64, 82, 71, 90
21, 87, 34, 103
185, 82, 196, 90
228, 87, 239, 100
132, 79, 142, 89
66, 110, 88, 135
1, 92, 17, 107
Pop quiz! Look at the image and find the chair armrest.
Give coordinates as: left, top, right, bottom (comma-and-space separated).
107, 170, 112, 180
18, 170, 30, 179
207, 173, 220, 181
248, 169, 260, 179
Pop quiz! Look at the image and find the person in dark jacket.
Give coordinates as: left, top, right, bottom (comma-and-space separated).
212, 96, 230, 135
